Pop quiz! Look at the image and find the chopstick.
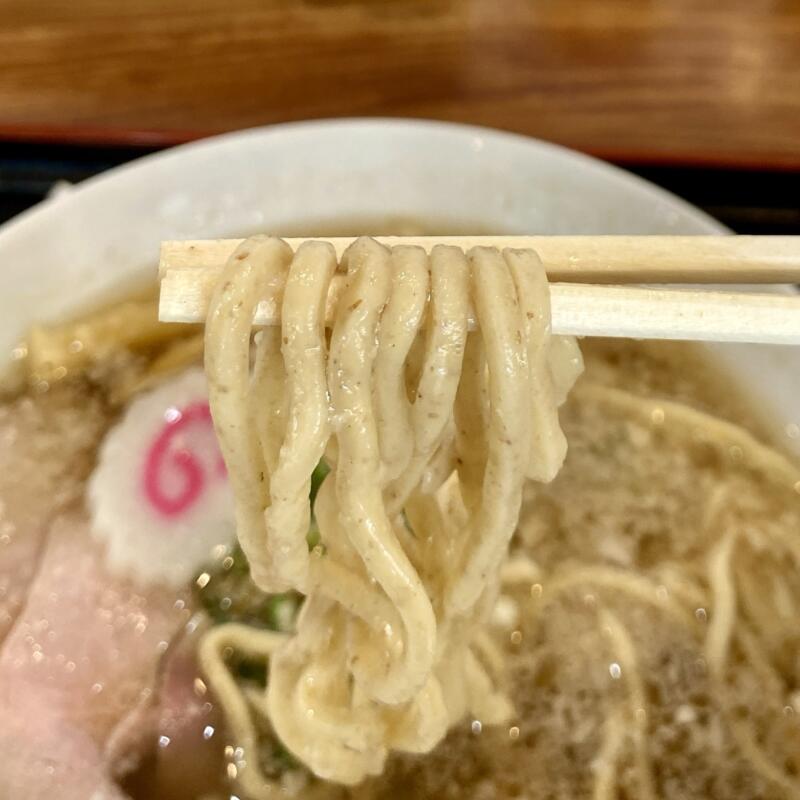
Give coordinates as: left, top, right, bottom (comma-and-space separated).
158, 237, 800, 346
160, 235, 800, 284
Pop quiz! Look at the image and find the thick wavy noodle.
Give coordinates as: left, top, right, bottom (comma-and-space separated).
200, 236, 581, 794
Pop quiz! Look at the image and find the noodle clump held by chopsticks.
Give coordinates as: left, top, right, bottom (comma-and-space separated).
199, 235, 582, 795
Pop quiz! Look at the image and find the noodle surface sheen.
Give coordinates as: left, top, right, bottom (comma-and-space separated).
201, 235, 581, 794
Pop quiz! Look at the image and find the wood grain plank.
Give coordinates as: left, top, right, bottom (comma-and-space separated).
0, 0, 797, 167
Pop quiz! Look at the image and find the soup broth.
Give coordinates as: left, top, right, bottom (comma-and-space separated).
1, 256, 798, 800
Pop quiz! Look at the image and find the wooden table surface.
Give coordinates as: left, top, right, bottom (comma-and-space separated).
0, 0, 798, 169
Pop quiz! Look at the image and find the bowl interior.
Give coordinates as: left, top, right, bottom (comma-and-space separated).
0, 119, 796, 451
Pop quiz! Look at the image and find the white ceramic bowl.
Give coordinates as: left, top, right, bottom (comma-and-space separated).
0, 119, 797, 449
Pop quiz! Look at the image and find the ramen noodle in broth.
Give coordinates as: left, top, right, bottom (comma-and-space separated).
1, 232, 798, 800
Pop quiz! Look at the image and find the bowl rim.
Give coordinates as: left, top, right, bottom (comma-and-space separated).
0, 118, 726, 240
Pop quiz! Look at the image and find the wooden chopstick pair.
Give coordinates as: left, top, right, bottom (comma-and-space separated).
158, 236, 800, 345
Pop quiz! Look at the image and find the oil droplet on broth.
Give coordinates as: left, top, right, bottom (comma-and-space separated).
609, 662, 622, 680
